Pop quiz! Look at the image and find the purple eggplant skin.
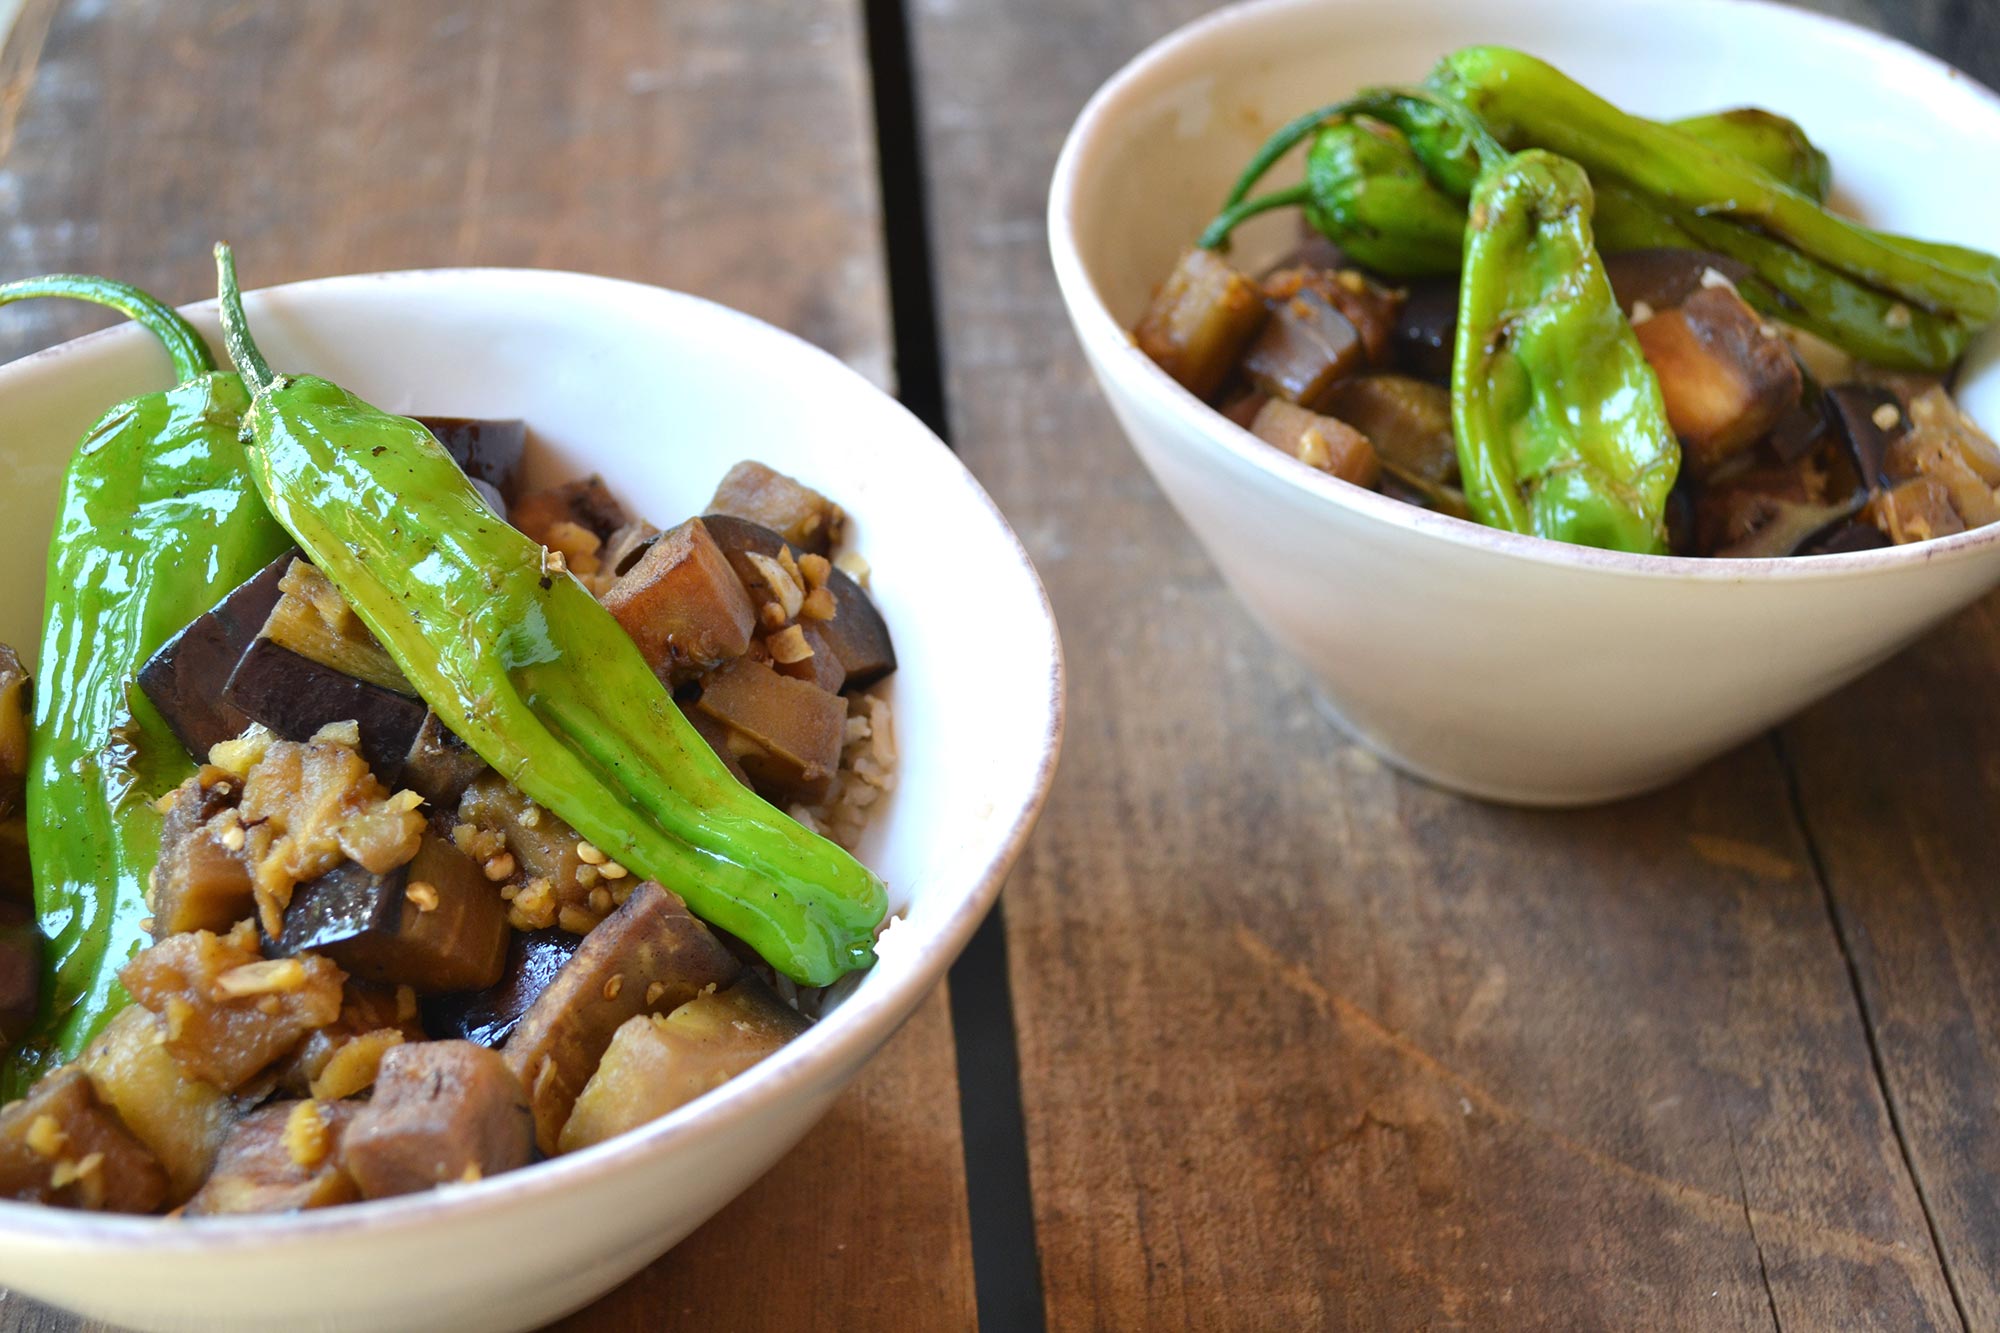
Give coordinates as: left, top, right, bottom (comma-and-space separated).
700, 514, 897, 690
1390, 276, 1460, 385
416, 417, 528, 505
0, 900, 38, 1046
1800, 519, 1893, 556
221, 638, 427, 781
137, 551, 297, 760
1602, 248, 1752, 318
1825, 384, 1908, 490
421, 929, 582, 1049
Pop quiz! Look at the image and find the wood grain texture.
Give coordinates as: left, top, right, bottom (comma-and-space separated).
907, 0, 1990, 1327
1780, 597, 2000, 1329
0, 1, 971, 1330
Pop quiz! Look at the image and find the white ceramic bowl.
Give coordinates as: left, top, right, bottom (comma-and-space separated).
0, 270, 1063, 1331
1050, 0, 2000, 804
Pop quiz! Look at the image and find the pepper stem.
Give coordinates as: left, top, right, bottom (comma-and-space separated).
1197, 183, 1313, 251
0, 275, 215, 384
213, 243, 276, 394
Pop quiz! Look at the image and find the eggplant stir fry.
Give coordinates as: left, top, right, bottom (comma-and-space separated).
1135, 47, 2000, 557
0, 249, 898, 1214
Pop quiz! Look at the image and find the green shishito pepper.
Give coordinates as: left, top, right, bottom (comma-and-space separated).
1202, 52, 1991, 372
1429, 46, 2000, 370
1203, 92, 1678, 552
1454, 151, 1677, 550
213, 246, 886, 986
1, 277, 290, 1098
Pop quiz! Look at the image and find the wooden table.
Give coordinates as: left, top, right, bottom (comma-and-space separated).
2, 1, 1997, 1329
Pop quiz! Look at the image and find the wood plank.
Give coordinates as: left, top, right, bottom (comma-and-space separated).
0, 1, 970, 1329
1748, 3, 2000, 1325
1781, 597, 2000, 1329
908, 0, 1978, 1326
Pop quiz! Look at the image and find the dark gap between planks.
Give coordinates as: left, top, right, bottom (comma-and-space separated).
862, 0, 1050, 1329
1770, 733, 1972, 1330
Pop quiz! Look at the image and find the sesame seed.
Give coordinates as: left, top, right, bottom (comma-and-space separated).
602, 975, 624, 1000
576, 840, 607, 865
645, 981, 667, 1006
1872, 403, 1902, 431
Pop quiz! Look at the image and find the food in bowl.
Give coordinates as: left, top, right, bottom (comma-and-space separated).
1133, 45, 2000, 558
0, 252, 899, 1214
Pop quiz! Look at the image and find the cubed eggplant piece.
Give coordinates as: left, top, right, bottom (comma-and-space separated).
1604, 249, 1749, 318
769, 620, 847, 696
503, 881, 742, 1153
1867, 476, 1968, 544
80, 1007, 234, 1205
709, 461, 846, 556
456, 775, 597, 928
1799, 520, 1892, 556
678, 702, 753, 787
511, 475, 629, 546
1633, 284, 1803, 477
1826, 385, 1906, 489
0, 818, 27, 907
423, 929, 581, 1049
0, 1068, 167, 1212
695, 657, 848, 806
259, 560, 410, 696
1261, 267, 1402, 367
0, 899, 37, 1046
1882, 386, 2000, 529
701, 515, 896, 689
1247, 399, 1381, 489
120, 926, 345, 1092
558, 974, 808, 1153
400, 712, 488, 808
1133, 248, 1268, 400
222, 638, 428, 783
1323, 374, 1458, 496
151, 775, 256, 939
602, 518, 756, 685
1240, 286, 1365, 408
1694, 463, 1864, 558
274, 833, 509, 995
601, 521, 663, 579
416, 416, 528, 504
276, 979, 426, 1099
1389, 276, 1458, 385
344, 1041, 533, 1197
184, 1099, 360, 1216
1219, 390, 1269, 431
137, 551, 296, 760
0, 644, 26, 821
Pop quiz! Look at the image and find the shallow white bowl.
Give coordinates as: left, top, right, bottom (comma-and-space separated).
1050, 0, 2000, 804
0, 270, 1063, 1331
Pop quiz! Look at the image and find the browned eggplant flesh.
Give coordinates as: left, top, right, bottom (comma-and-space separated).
1134, 244, 2000, 556
1, 459, 887, 1216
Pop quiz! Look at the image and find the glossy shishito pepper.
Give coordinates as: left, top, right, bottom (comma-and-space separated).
1453, 152, 1678, 550
0, 277, 289, 1098
1203, 56, 1989, 372
1430, 47, 2000, 328
214, 247, 885, 986
1204, 92, 1680, 551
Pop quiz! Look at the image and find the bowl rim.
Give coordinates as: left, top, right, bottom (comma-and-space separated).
1047, 0, 2000, 584
0, 267, 1067, 1252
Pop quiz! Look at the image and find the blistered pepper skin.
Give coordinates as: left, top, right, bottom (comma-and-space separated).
1430, 46, 2000, 324
215, 247, 885, 987
1451, 151, 1679, 552
0, 278, 289, 1098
